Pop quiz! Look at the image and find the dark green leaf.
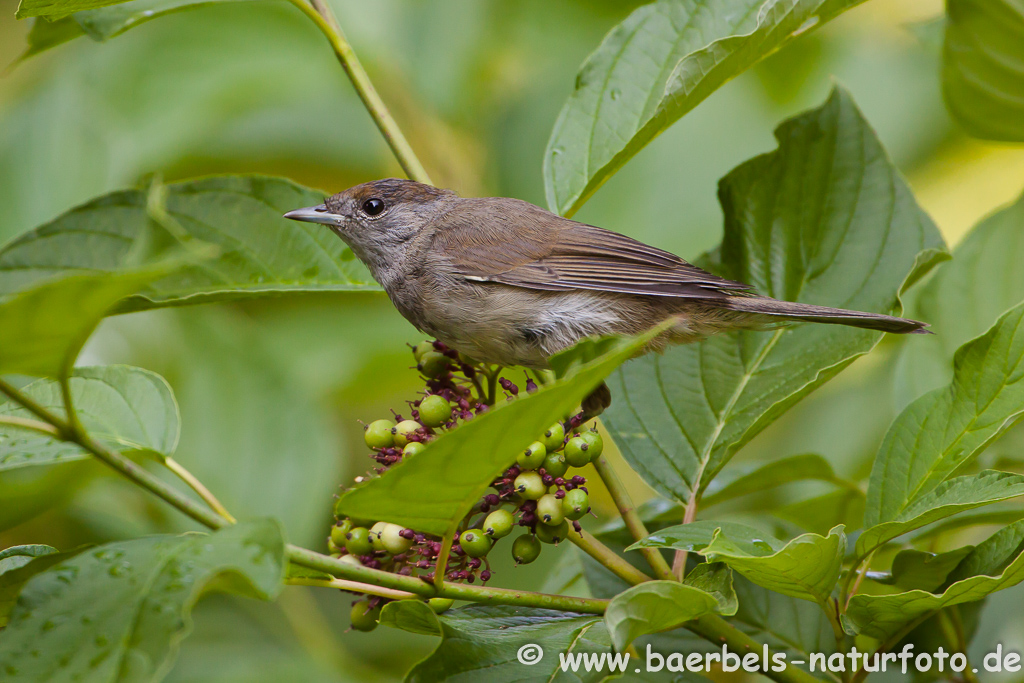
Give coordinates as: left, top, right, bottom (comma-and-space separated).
0, 545, 57, 576
0, 520, 284, 682
912, 507, 1024, 543
886, 546, 976, 592
682, 562, 737, 615
335, 330, 659, 537
17, 17, 84, 62
603, 88, 946, 506
943, 0, 1024, 141
628, 520, 776, 554
0, 548, 74, 629
0, 366, 179, 472
865, 301, 1024, 529
857, 471, 1024, 556
0, 176, 377, 313
604, 580, 721, 650
382, 602, 614, 683
774, 489, 864, 536
543, 0, 869, 216
945, 519, 1024, 585
701, 453, 855, 508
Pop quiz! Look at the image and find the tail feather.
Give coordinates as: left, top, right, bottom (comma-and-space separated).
724, 296, 929, 334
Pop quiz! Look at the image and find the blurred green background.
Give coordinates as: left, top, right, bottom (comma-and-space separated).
2, 0, 1023, 680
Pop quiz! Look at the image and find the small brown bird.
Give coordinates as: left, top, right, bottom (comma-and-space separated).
285, 179, 925, 405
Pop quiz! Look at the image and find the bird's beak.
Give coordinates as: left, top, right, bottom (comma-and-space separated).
283, 204, 344, 227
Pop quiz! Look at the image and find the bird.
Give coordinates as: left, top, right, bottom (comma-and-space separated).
285, 178, 926, 413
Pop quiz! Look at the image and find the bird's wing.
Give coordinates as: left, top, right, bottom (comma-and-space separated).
432, 199, 750, 299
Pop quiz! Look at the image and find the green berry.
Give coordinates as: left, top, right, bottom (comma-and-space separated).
393, 420, 423, 448
535, 519, 569, 544
459, 530, 492, 558
579, 431, 604, 462
428, 597, 454, 614
512, 534, 542, 564
350, 602, 381, 632
562, 489, 589, 520
403, 441, 426, 457
514, 471, 546, 500
327, 538, 342, 554
345, 527, 373, 556
517, 441, 546, 469
369, 522, 389, 552
339, 554, 363, 567
536, 494, 565, 526
331, 519, 353, 547
541, 423, 565, 452
412, 341, 434, 363
542, 452, 568, 478
381, 524, 413, 555
418, 351, 450, 379
419, 395, 452, 428
483, 509, 514, 539
364, 419, 396, 449
564, 437, 591, 468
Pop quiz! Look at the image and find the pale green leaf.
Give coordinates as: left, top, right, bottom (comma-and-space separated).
335, 330, 659, 536
0, 176, 377, 313
0, 547, 71, 629
865, 301, 1024, 528
627, 520, 776, 554
886, 546, 976, 592
0, 520, 285, 682
943, 0, 1024, 141
604, 580, 721, 650
682, 562, 737, 615
0, 545, 57, 576
701, 453, 854, 508
17, 0, 128, 19
774, 489, 865, 536
544, 0, 871, 216
603, 89, 946, 506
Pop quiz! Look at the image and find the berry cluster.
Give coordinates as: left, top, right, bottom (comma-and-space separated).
329, 340, 603, 631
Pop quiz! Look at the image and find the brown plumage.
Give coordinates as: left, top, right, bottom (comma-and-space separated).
285, 178, 927, 374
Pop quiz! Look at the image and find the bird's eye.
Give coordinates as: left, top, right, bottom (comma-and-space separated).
361, 198, 386, 216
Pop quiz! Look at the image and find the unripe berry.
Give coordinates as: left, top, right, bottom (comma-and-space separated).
542, 452, 568, 479
327, 538, 342, 554
331, 519, 353, 547
345, 527, 373, 556
403, 441, 426, 457
412, 341, 434, 363
483, 509, 514, 539
418, 351, 450, 378
459, 530, 492, 558
428, 597, 454, 614
579, 431, 604, 462
393, 420, 423, 448
350, 602, 381, 632
419, 395, 452, 428
563, 437, 592, 468
379, 524, 413, 555
514, 471, 546, 500
339, 554, 363, 567
369, 521, 389, 552
364, 419, 396, 449
535, 519, 569, 544
517, 441, 547, 470
512, 534, 542, 564
536, 494, 565, 526
541, 423, 565, 452
562, 489, 589, 520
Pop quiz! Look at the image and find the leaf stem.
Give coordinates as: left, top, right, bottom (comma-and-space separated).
687, 615, 824, 683
286, 576, 416, 600
591, 455, 674, 581
164, 456, 237, 524
566, 527, 653, 585
434, 532, 454, 590
673, 493, 700, 580
0, 414, 61, 438
285, 0, 432, 184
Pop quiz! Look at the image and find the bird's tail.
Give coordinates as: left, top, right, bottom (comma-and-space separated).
723, 296, 929, 334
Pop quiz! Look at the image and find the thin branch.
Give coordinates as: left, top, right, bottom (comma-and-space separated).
286, 576, 416, 600
566, 528, 653, 585
285, 0, 432, 184
165, 457, 237, 524
688, 615, 824, 683
434, 532, 454, 590
672, 492, 700, 580
0, 414, 61, 438
591, 455, 674, 581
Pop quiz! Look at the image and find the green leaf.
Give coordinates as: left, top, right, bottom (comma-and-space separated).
913, 507, 1024, 543
774, 489, 864, 536
543, 0, 869, 216
0, 545, 57, 576
857, 470, 1024, 556
701, 453, 854, 508
943, 0, 1024, 141
0, 366, 179, 472
682, 562, 738, 615
17, 17, 84, 63
0, 176, 378, 313
884, 546, 976, 593
866, 301, 1024, 529
0, 520, 284, 682
18, 0, 128, 19
0, 547, 73, 629
382, 602, 614, 683
604, 580, 721, 650
602, 88, 947, 506
702, 525, 845, 605
335, 330, 658, 536
848, 520, 1024, 640
0, 267, 170, 379
627, 520, 776, 554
